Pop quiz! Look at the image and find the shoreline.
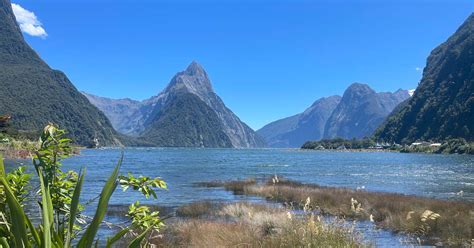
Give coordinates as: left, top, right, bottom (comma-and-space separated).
0, 145, 82, 160
299, 148, 399, 153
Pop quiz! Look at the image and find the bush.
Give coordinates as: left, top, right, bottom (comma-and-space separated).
0, 124, 166, 247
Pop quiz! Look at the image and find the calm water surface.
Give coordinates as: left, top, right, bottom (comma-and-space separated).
6, 148, 473, 247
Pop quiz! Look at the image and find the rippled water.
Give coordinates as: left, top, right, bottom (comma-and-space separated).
5, 148, 473, 247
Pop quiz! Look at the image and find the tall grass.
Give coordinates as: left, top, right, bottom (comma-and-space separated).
154, 202, 367, 247
202, 177, 473, 247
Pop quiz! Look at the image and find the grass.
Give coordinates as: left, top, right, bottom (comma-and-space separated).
200, 177, 474, 247
152, 202, 367, 247
0, 136, 38, 158
0, 135, 81, 159
175, 200, 222, 218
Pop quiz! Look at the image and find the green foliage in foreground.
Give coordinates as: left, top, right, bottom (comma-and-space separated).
0, 124, 166, 247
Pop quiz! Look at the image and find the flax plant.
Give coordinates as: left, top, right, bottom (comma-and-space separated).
0, 124, 166, 247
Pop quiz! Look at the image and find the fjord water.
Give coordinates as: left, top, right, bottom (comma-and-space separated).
61, 148, 473, 205
7, 148, 473, 246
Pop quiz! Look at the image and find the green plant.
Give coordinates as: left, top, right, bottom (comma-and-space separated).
119, 173, 166, 199
0, 124, 166, 247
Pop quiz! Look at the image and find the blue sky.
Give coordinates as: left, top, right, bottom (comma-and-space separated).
13, 0, 474, 130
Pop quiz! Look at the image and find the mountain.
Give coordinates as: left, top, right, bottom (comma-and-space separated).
0, 0, 120, 147
323, 83, 410, 140
82, 93, 143, 135
375, 14, 474, 143
86, 62, 266, 148
258, 83, 409, 147
140, 93, 233, 147
257, 96, 341, 148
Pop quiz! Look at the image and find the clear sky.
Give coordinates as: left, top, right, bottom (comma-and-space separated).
13, 0, 474, 130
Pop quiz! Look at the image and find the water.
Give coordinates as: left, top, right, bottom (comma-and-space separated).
5, 148, 474, 247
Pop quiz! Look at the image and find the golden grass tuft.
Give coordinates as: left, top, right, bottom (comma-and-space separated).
152, 202, 367, 247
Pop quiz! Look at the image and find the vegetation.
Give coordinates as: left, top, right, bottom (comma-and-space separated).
301, 138, 378, 150
375, 14, 474, 144
436, 138, 474, 154
301, 137, 474, 155
0, 134, 38, 158
0, 124, 166, 247
398, 139, 474, 155
201, 177, 473, 247
155, 202, 367, 247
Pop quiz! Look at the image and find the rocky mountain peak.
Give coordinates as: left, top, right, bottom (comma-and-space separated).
164, 61, 214, 97
342, 83, 376, 101
185, 61, 207, 76
346, 82, 374, 92
392, 89, 410, 99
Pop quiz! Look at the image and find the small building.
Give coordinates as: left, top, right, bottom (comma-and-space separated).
373, 143, 383, 149
337, 145, 346, 150
316, 145, 325, 150
430, 143, 442, 147
411, 141, 430, 147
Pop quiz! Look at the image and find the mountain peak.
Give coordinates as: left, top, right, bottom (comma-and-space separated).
342, 83, 376, 100
346, 82, 373, 92
184, 61, 207, 77
162, 61, 214, 98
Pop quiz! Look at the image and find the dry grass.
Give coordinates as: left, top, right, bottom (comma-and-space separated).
176, 200, 222, 218
195, 178, 257, 195
152, 202, 367, 247
203, 177, 473, 247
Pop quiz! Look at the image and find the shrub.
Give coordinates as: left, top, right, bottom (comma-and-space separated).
0, 124, 166, 247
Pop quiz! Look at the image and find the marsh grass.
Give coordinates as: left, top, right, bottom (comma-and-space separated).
0, 138, 38, 158
175, 200, 222, 218
153, 202, 367, 247
0, 136, 80, 159
203, 177, 473, 247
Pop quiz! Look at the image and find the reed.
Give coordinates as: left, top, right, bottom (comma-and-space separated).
203, 177, 473, 247
153, 202, 367, 247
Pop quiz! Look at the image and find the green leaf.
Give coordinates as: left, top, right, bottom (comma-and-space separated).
77, 154, 123, 248
127, 227, 151, 248
106, 228, 130, 248
38, 167, 53, 248
0, 154, 5, 177
0, 237, 10, 248
65, 168, 85, 248
25, 215, 41, 246
0, 177, 30, 247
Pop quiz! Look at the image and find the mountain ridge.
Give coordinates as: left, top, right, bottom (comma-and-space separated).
0, 0, 121, 147
257, 96, 341, 148
258, 84, 410, 147
323, 83, 410, 140
85, 62, 266, 148
375, 13, 474, 143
